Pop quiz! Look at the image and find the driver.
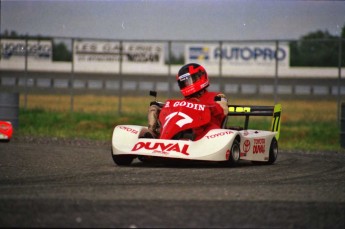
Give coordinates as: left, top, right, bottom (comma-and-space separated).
141, 63, 228, 139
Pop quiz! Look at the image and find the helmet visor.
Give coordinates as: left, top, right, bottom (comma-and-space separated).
178, 72, 202, 89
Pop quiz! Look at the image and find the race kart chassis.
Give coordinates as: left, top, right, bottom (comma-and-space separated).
111, 93, 282, 166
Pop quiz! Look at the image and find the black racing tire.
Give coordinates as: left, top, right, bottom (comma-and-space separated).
222, 139, 241, 167
267, 137, 278, 165
138, 155, 153, 163
111, 148, 134, 166
252, 137, 278, 165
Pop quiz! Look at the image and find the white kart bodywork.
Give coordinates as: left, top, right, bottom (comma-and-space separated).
111, 103, 281, 165
112, 125, 277, 162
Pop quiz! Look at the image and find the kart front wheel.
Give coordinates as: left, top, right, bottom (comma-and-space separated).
112, 154, 135, 166
111, 148, 134, 166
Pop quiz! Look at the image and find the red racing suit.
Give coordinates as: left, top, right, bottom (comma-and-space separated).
178, 90, 227, 140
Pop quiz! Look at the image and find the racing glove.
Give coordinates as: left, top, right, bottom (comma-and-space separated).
215, 94, 229, 116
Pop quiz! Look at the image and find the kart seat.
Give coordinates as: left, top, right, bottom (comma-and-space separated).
173, 129, 195, 141
221, 116, 228, 129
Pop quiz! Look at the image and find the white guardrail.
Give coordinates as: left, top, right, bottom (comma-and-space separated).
0, 71, 344, 98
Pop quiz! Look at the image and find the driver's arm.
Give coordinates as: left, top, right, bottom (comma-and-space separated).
215, 93, 229, 116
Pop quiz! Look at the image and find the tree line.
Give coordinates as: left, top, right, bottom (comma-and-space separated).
290, 25, 345, 67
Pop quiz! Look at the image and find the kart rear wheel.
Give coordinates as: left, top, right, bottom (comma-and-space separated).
267, 137, 278, 165
252, 137, 278, 165
223, 139, 241, 166
111, 148, 134, 166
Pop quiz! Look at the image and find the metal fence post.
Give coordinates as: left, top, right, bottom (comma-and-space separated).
118, 40, 123, 116
70, 38, 75, 113
219, 41, 223, 92
274, 40, 279, 104
338, 37, 343, 124
168, 41, 172, 98
24, 36, 28, 110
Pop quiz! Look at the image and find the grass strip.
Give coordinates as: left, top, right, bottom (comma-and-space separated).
16, 94, 344, 152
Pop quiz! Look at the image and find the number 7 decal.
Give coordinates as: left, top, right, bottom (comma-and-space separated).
163, 112, 193, 129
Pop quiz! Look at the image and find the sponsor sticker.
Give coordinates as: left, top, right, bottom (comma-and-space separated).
243, 139, 251, 154
132, 141, 190, 155
253, 138, 265, 154
205, 131, 233, 139
119, 126, 139, 134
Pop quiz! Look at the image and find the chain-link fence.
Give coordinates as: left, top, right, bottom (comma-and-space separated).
0, 36, 344, 117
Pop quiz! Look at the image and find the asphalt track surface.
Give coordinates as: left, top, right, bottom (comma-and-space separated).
0, 138, 344, 228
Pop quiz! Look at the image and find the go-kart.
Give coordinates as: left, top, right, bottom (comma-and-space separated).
0, 121, 13, 142
111, 91, 282, 166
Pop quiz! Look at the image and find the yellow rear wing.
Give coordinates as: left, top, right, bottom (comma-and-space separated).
227, 104, 282, 140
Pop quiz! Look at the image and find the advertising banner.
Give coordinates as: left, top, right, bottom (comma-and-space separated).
186, 42, 289, 67
0, 39, 53, 70
73, 40, 164, 72
0, 39, 52, 61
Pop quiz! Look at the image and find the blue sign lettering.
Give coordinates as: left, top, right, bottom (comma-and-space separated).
213, 46, 286, 61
